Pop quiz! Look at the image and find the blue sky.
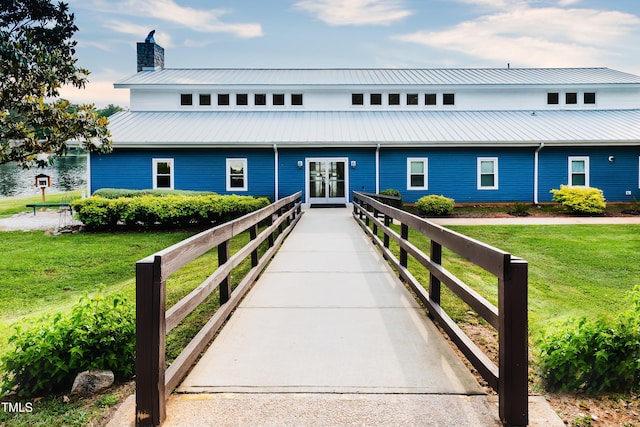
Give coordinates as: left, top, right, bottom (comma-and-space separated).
60, 0, 640, 108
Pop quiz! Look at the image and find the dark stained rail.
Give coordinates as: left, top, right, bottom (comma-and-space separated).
135, 192, 303, 426
352, 191, 528, 427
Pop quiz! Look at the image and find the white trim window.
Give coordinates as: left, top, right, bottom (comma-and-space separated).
407, 158, 428, 190
477, 157, 498, 190
226, 158, 248, 191
569, 156, 589, 187
153, 158, 174, 189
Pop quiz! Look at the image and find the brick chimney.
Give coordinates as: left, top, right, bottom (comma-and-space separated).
137, 40, 164, 72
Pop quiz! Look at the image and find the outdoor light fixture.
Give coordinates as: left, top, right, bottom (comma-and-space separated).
608, 156, 615, 162
350, 160, 357, 168
297, 160, 303, 168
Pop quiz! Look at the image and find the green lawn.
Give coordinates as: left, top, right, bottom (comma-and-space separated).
400, 224, 640, 333
0, 191, 83, 218
0, 231, 193, 349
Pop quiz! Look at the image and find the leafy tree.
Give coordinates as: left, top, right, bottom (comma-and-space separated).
0, 0, 112, 168
97, 104, 125, 118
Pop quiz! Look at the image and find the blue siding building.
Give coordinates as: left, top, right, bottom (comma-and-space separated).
93, 39, 640, 205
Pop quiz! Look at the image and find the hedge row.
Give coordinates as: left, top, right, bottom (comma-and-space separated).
71, 194, 270, 229
92, 188, 216, 199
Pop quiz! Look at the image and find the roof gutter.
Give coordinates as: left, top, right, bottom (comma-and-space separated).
375, 143, 381, 194
274, 144, 279, 201
533, 142, 545, 205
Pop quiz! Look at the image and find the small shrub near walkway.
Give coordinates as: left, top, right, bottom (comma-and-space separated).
415, 194, 455, 216
1, 292, 135, 397
536, 286, 640, 393
550, 185, 606, 215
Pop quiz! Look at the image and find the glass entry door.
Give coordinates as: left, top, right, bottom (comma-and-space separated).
306, 158, 348, 204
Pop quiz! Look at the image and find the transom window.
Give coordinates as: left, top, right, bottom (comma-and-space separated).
291, 94, 303, 106
389, 93, 400, 105
407, 94, 419, 105
370, 93, 382, 105
547, 92, 559, 105
352, 93, 364, 105
443, 93, 455, 105
569, 156, 589, 187
565, 92, 577, 104
255, 93, 266, 105
153, 158, 174, 190
199, 94, 211, 106
180, 94, 193, 106
584, 92, 596, 104
236, 93, 248, 106
425, 93, 436, 105
218, 94, 230, 106
273, 94, 285, 105
477, 158, 498, 190
407, 158, 428, 190
226, 158, 248, 192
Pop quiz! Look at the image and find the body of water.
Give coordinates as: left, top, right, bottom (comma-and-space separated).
0, 154, 88, 198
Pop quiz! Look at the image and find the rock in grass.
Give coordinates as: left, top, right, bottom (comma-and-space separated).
70, 370, 114, 396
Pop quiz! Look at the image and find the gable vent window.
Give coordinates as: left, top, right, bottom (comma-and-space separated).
218, 94, 230, 106
180, 94, 193, 106
291, 94, 303, 106
370, 93, 382, 105
425, 93, 436, 106
199, 94, 211, 106
389, 93, 400, 105
255, 93, 266, 106
236, 93, 248, 106
273, 93, 285, 105
547, 92, 559, 105
352, 93, 364, 105
407, 94, 419, 105
584, 92, 596, 104
443, 93, 455, 105
566, 92, 577, 104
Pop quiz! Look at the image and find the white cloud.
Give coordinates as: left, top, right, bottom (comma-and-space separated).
396, 6, 640, 68
86, 0, 263, 38
294, 0, 412, 26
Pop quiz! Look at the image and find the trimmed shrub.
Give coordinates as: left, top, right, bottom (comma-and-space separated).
550, 185, 606, 215
72, 194, 270, 230
378, 189, 403, 208
415, 195, 455, 216
92, 188, 216, 199
1, 293, 135, 397
536, 286, 640, 393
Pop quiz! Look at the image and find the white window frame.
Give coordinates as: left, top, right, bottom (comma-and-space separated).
407, 158, 428, 190
152, 158, 174, 190
568, 156, 589, 187
226, 158, 248, 192
638, 157, 640, 189
477, 157, 498, 190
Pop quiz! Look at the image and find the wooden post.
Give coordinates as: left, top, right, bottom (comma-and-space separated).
383, 215, 391, 248
499, 258, 528, 427
135, 257, 166, 426
429, 241, 442, 305
400, 223, 408, 268
372, 209, 379, 236
218, 241, 230, 304
249, 224, 259, 268
268, 213, 275, 248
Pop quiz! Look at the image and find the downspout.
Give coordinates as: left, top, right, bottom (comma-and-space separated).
273, 144, 279, 201
375, 143, 381, 194
534, 142, 544, 205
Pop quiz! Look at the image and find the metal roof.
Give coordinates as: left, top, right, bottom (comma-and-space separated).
108, 109, 640, 147
115, 68, 640, 87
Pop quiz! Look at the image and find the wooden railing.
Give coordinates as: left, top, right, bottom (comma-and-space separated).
352, 192, 528, 427
135, 192, 303, 426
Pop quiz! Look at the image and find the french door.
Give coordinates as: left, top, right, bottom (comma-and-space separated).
306, 158, 348, 204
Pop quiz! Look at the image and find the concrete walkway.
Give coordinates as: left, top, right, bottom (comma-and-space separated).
162, 206, 499, 426
108, 206, 564, 426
